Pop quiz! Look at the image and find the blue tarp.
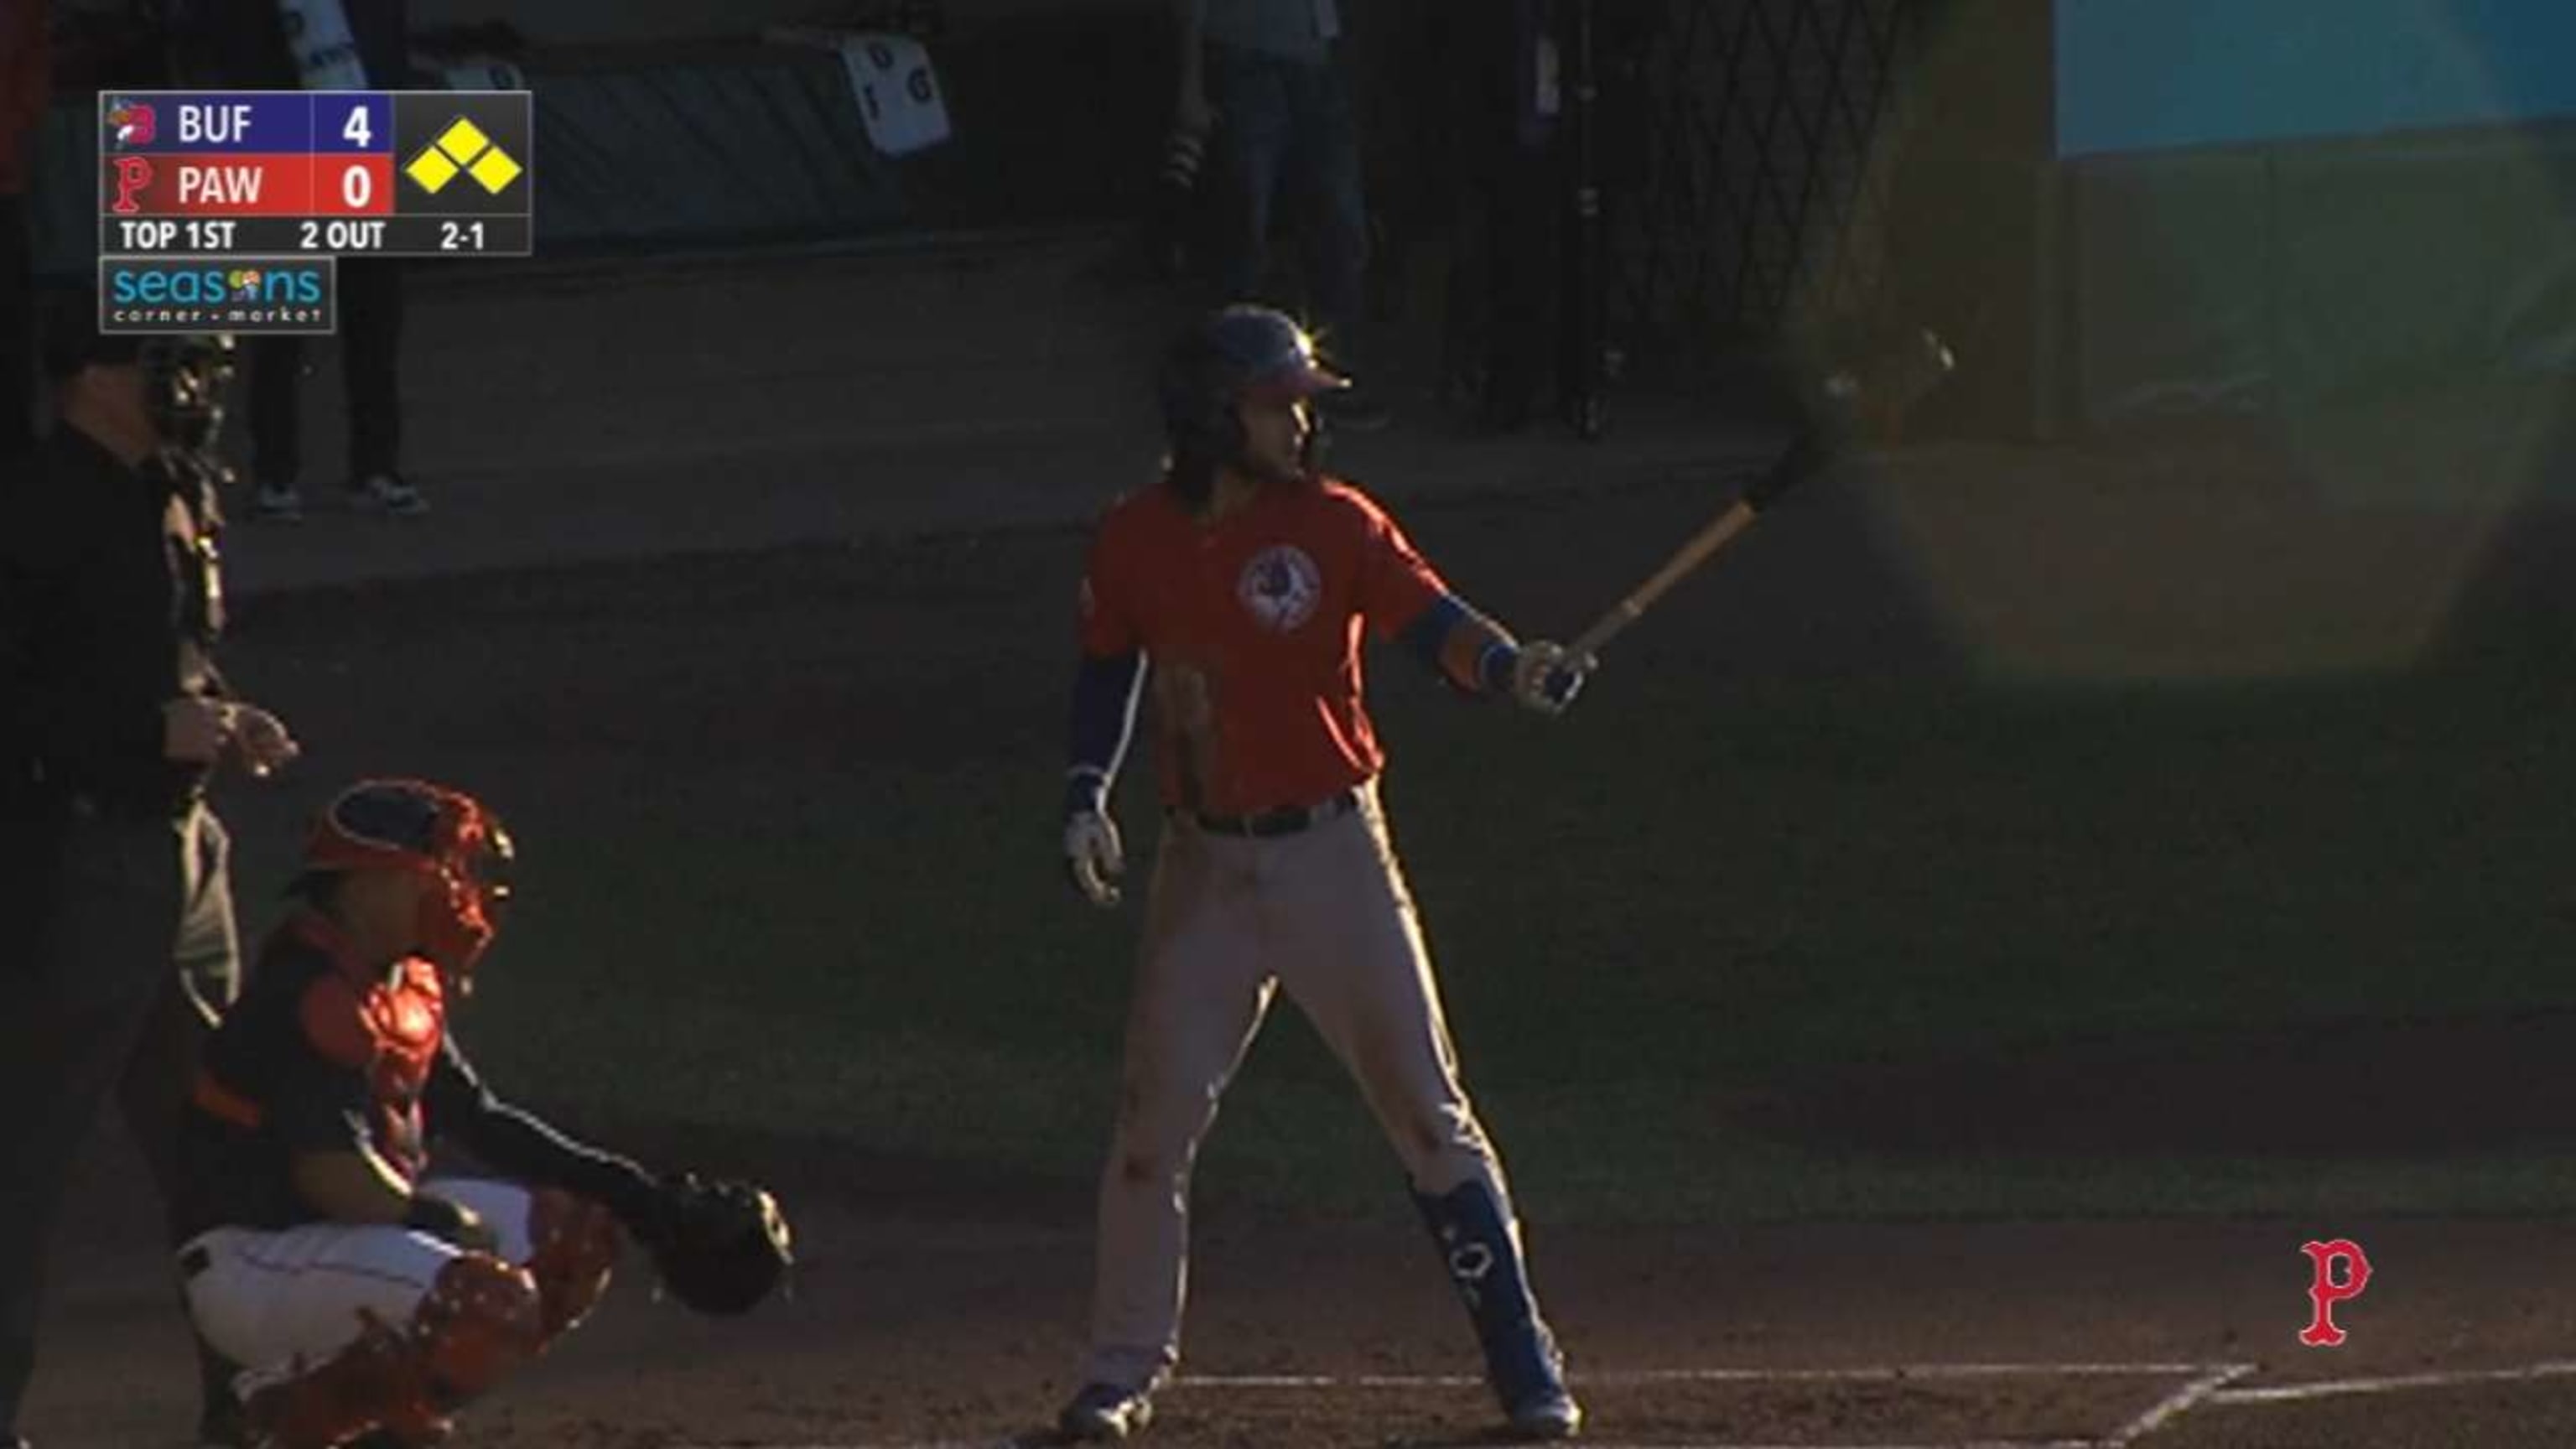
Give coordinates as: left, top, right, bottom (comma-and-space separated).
2056, 0, 2576, 158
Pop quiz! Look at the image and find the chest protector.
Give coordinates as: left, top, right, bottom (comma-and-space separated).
296, 930, 449, 1179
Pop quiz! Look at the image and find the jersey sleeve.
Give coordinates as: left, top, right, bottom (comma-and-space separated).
1077, 512, 1143, 659
1353, 491, 1452, 640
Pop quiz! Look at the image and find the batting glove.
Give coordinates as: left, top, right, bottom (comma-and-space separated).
1064, 809, 1125, 908
1509, 641, 1595, 716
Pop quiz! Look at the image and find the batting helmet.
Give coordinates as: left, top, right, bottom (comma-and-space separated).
1157, 305, 1348, 476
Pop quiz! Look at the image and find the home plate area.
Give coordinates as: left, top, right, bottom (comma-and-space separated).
722, 1360, 2289, 1449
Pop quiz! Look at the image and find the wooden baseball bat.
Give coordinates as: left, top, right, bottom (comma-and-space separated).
1568, 329, 1954, 661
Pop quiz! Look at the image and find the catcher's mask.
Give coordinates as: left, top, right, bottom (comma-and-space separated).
1157, 304, 1348, 500
143, 332, 239, 454
39, 291, 238, 456
300, 779, 515, 984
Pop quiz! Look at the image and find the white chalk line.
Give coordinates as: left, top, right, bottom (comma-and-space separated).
1175, 1361, 2221, 1389
690, 1422, 2113, 1448
2103, 1363, 2259, 1446
696, 1357, 2576, 1449
2207, 1358, 2576, 1405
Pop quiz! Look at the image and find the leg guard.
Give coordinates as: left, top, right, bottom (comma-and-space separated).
1413, 1181, 1572, 1416
413, 1251, 542, 1404
242, 1253, 540, 1449
239, 1315, 433, 1449
525, 1189, 621, 1343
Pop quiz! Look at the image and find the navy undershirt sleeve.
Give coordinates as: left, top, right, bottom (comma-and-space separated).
428, 1037, 658, 1221
1066, 650, 1145, 813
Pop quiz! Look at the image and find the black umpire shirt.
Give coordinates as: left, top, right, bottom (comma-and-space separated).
0, 427, 225, 821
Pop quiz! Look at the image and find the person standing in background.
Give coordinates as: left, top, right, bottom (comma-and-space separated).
1176, 0, 1391, 429
165, 0, 426, 522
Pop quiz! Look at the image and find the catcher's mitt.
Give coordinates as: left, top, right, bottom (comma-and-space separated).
642, 1172, 794, 1315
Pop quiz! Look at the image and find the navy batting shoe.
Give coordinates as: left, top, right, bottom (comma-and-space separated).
1509, 1384, 1584, 1440
1057, 1380, 1155, 1441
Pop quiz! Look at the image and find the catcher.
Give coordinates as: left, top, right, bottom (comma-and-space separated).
171, 779, 791, 1449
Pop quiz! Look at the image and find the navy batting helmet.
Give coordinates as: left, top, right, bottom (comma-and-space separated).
1157, 305, 1348, 468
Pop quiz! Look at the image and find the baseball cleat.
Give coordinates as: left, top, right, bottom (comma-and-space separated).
348, 472, 429, 517
1508, 1386, 1584, 1441
249, 480, 304, 523
1057, 1380, 1155, 1441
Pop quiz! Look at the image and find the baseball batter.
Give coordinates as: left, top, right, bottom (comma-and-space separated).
173, 779, 787, 1449
1054, 306, 1589, 1442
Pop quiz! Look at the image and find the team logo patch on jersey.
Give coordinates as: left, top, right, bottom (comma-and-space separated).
1238, 545, 1322, 633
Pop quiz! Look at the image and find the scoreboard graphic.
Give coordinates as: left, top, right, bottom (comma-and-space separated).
98, 90, 532, 333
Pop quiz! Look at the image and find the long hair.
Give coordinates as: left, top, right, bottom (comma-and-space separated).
1163, 446, 1220, 506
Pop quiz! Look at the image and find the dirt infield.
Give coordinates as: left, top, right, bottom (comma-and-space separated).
28, 1122, 2576, 1447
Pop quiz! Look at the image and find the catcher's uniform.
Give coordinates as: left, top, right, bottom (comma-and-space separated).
171, 778, 792, 1449
175, 909, 652, 1439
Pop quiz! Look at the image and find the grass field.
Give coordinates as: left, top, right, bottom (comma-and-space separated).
216, 465, 2576, 1228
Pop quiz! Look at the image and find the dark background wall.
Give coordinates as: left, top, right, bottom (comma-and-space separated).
34, 0, 2574, 436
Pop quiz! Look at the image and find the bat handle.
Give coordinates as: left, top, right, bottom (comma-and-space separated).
1568, 602, 1641, 662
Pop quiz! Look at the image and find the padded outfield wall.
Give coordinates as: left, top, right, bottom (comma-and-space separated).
2047, 0, 2576, 427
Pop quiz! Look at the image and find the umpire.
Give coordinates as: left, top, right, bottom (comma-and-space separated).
0, 299, 300, 1449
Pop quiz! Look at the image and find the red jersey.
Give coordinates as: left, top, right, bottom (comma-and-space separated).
1078, 476, 1448, 816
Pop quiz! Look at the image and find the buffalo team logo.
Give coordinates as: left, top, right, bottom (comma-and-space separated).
1237, 545, 1322, 633
106, 98, 157, 148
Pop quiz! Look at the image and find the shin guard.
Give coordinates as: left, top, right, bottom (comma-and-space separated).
241, 1252, 540, 1449
526, 1188, 622, 1342
238, 1316, 435, 1449
1412, 1180, 1571, 1415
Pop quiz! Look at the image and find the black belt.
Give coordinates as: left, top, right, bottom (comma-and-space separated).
179, 1243, 211, 1280
1192, 787, 1360, 839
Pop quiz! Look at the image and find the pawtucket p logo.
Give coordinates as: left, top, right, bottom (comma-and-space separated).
2298, 1239, 2372, 1346
110, 156, 154, 215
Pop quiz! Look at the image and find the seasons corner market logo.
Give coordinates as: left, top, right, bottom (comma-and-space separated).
101, 257, 335, 334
